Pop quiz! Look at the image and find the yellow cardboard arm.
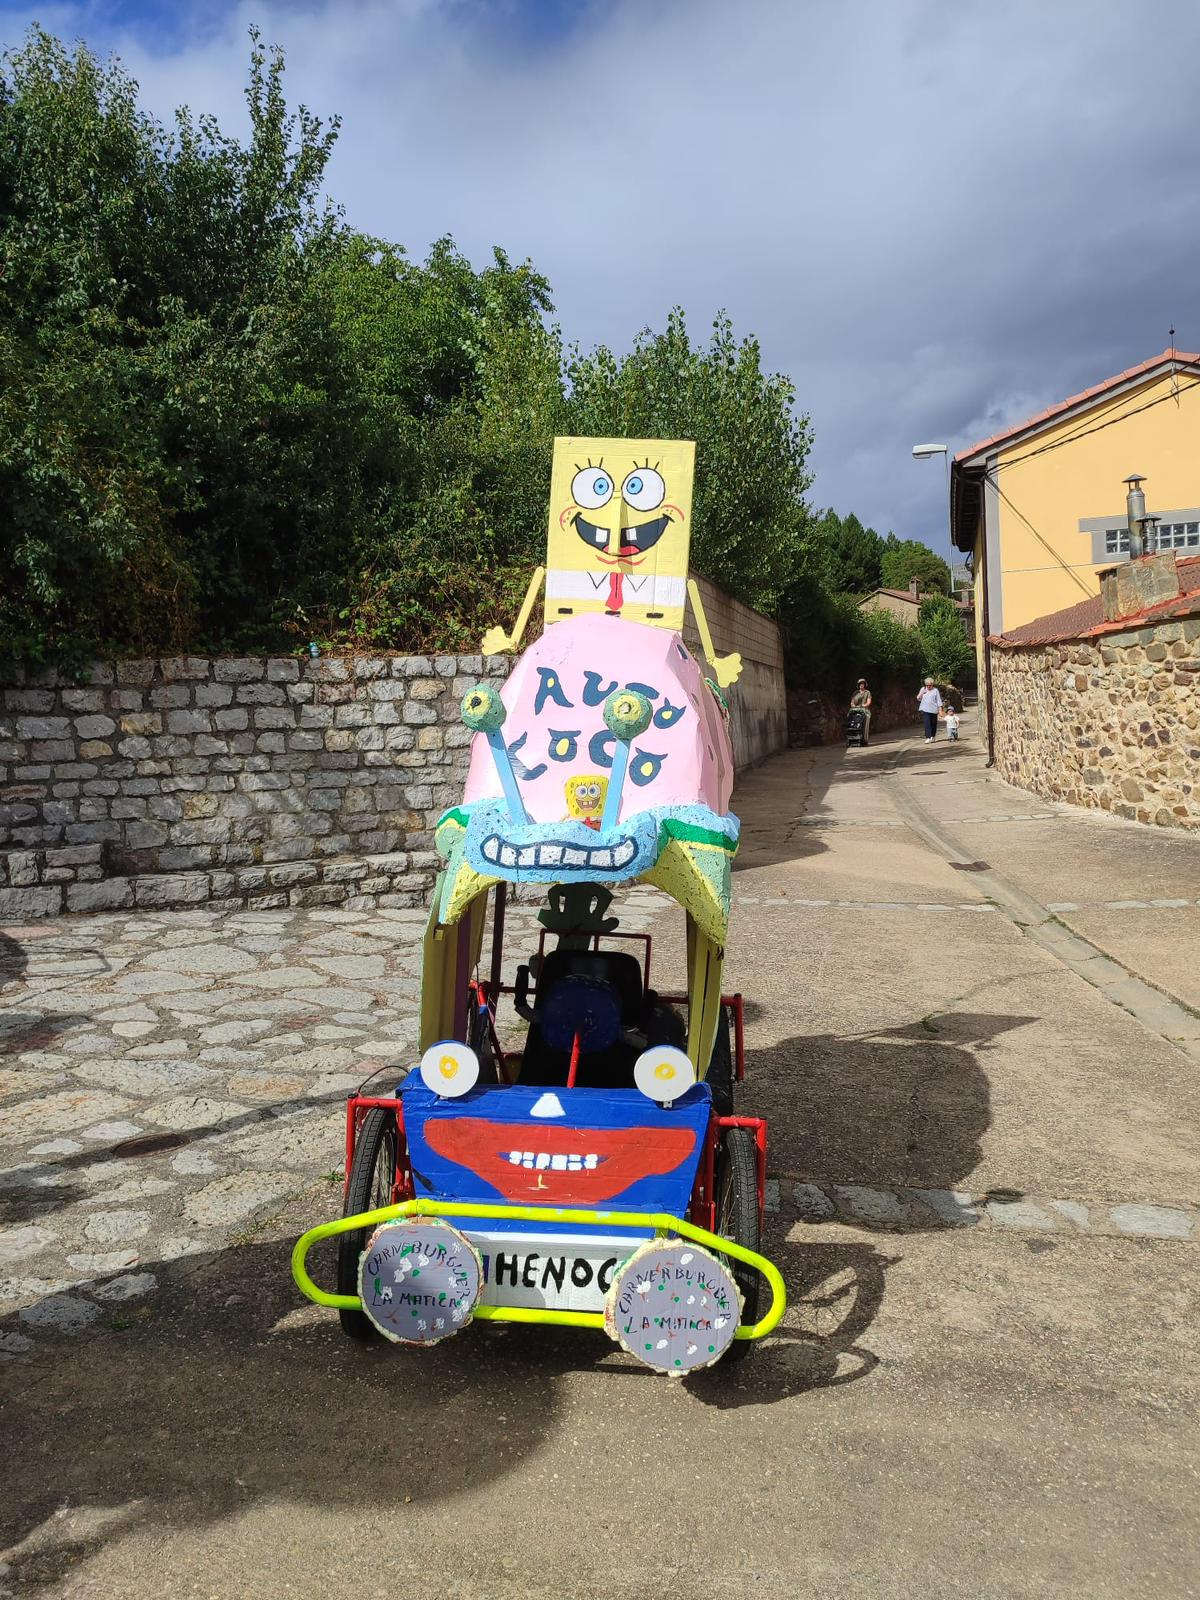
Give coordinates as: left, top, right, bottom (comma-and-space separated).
686, 578, 743, 688
481, 566, 545, 657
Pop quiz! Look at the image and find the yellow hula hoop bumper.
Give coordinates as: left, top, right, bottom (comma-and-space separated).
292, 1196, 787, 1341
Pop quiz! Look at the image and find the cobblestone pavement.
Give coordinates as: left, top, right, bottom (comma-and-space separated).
0, 888, 672, 1358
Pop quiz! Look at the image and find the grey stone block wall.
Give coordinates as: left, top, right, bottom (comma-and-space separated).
0, 653, 507, 918
0, 582, 790, 920
991, 615, 1200, 827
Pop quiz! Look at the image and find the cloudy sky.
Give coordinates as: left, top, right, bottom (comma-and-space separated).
3, 0, 1198, 560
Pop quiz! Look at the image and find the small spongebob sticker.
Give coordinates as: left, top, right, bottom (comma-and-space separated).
564, 773, 608, 830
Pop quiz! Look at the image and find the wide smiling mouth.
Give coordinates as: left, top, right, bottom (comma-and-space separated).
425, 1120, 697, 1203
480, 834, 639, 872
573, 512, 670, 561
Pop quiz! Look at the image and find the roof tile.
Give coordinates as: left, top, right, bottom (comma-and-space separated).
956, 349, 1200, 464
991, 556, 1200, 646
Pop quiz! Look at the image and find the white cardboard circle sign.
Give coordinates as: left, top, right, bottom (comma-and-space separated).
357, 1217, 483, 1344
604, 1238, 743, 1374
633, 1044, 696, 1104
419, 1039, 480, 1098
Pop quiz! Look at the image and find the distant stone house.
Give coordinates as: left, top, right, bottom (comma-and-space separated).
857, 582, 973, 633
988, 552, 1200, 828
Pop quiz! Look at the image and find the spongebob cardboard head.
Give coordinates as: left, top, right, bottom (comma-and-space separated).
544, 436, 696, 632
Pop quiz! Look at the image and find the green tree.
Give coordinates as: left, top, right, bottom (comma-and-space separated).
917, 594, 975, 685
565, 309, 813, 615
0, 27, 815, 661
807, 509, 885, 594
881, 535, 951, 596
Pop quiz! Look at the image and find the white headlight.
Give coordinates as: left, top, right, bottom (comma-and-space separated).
633, 1045, 696, 1104
419, 1040, 480, 1098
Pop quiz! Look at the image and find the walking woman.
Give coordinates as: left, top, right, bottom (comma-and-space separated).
917, 677, 942, 743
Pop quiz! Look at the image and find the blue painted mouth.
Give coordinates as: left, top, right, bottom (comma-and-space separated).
437, 798, 739, 885
463, 800, 659, 882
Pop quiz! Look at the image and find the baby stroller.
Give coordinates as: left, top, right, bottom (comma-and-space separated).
846, 708, 868, 747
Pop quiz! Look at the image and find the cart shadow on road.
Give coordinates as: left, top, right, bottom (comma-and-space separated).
0, 1219, 571, 1590
690, 1010, 1038, 1411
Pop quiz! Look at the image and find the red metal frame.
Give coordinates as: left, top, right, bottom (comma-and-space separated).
340, 909, 761, 1243
689, 1112, 768, 1232
343, 1095, 413, 1206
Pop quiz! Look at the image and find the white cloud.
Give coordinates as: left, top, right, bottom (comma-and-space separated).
5, 0, 1199, 556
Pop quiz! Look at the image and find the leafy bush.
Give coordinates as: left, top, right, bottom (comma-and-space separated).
881, 535, 951, 596
917, 594, 976, 687
0, 28, 813, 662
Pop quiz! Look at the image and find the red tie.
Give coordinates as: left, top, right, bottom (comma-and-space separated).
607, 571, 624, 611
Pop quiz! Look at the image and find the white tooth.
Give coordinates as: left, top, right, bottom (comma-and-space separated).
614, 841, 635, 865
583, 1154, 598, 1169
534, 1152, 551, 1170
563, 847, 588, 867
538, 844, 563, 867
517, 846, 536, 867
589, 847, 613, 869
509, 1151, 523, 1165
550, 1153, 568, 1171
567, 1155, 582, 1170
522, 1152, 534, 1168
482, 836, 500, 862
594, 529, 605, 543
499, 844, 517, 867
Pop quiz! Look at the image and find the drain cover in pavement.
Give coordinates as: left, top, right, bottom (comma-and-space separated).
111, 1132, 191, 1159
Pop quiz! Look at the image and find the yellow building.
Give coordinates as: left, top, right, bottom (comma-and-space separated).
951, 348, 1200, 655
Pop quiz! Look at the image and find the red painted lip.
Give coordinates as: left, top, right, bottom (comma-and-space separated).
424, 1119, 696, 1204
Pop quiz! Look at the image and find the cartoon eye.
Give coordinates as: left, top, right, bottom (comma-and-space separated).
629, 749, 666, 786
572, 467, 614, 510
653, 699, 685, 729
622, 467, 665, 513
548, 730, 580, 762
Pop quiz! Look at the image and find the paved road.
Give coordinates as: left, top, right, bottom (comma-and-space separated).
2, 711, 1199, 1597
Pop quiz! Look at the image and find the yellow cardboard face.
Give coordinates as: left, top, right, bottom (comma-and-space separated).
544, 436, 696, 632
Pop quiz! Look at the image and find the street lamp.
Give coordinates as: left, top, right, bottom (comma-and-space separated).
911, 443, 954, 582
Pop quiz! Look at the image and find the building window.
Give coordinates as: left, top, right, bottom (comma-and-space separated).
1103, 521, 1198, 555
1156, 521, 1200, 550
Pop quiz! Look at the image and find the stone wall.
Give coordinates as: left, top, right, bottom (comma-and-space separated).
787, 682, 917, 746
0, 654, 499, 919
0, 584, 789, 919
681, 574, 787, 768
990, 615, 1200, 827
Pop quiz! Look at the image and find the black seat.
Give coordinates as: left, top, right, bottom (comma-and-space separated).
516, 948, 646, 1087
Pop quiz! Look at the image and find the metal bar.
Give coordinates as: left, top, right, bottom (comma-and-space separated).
488, 883, 507, 996
566, 1029, 581, 1089
451, 916, 472, 1043
732, 993, 746, 1081
291, 1196, 787, 1341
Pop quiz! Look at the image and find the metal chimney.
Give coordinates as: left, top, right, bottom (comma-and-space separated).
1140, 514, 1160, 555
1124, 474, 1147, 558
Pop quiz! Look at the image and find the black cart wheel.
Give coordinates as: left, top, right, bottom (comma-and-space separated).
337, 1107, 398, 1341
715, 1126, 761, 1362
704, 1004, 735, 1115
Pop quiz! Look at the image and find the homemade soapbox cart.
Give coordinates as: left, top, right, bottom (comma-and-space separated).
290, 607, 786, 1374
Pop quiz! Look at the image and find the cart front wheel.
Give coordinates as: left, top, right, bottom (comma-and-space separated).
715, 1126, 761, 1362
337, 1107, 398, 1341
